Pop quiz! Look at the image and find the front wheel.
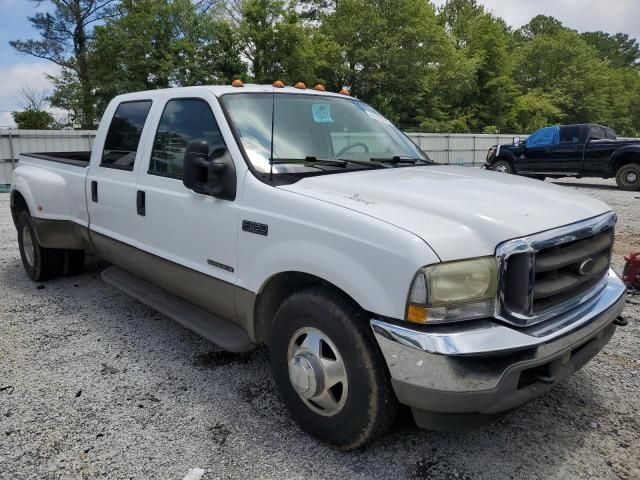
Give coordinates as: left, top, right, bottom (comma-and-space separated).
492, 159, 513, 174
615, 162, 640, 191
270, 287, 398, 450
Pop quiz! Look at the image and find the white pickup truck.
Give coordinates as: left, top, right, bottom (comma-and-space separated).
10, 84, 627, 449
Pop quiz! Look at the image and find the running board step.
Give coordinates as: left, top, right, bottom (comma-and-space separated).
101, 266, 254, 352
519, 171, 579, 176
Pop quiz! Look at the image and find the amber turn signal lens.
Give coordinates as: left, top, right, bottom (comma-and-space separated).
407, 305, 428, 324
231, 79, 244, 87
294, 82, 306, 89
273, 80, 285, 88
313, 83, 325, 91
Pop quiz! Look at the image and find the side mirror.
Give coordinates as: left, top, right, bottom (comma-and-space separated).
513, 136, 521, 147
183, 139, 236, 200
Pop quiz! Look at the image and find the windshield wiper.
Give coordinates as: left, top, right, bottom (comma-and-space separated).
370, 155, 425, 165
270, 156, 348, 168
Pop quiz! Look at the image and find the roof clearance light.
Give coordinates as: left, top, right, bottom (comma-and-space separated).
313, 83, 325, 91
294, 82, 306, 89
273, 80, 285, 88
338, 87, 350, 96
231, 79, 244, 87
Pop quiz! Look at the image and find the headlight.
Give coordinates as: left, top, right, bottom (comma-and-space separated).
406, 257, 497, 324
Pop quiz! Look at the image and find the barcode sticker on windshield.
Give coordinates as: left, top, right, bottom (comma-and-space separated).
312, 104, 333, 123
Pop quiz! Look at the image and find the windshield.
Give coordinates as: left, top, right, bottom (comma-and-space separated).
221, 93, 427, 174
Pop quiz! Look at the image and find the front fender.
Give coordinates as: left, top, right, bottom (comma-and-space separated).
237, 174, 439, 320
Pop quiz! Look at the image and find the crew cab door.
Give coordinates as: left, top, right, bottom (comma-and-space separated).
550, 125, 584, 173
131, 93, 239, 321
86, 99, 154, 248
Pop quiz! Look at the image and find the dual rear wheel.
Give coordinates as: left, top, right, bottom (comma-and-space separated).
16, 211, 85, 282
616, 163, 640, 191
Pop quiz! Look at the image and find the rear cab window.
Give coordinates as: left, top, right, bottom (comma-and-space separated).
101, 100, 153, 170
559, 125, 582, 144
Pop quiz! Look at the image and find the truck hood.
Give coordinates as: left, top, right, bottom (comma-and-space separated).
278, 165, 612, 261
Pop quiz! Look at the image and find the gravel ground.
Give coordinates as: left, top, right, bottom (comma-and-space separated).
1, 178, 639, 480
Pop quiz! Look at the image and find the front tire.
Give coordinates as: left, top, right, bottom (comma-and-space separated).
270, 287, 398, 450
615, 162, 640, 191
16, 211, 64, 282
492, 159, 513, 174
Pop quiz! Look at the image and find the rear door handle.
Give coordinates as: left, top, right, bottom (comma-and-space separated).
91, 180, 98, 202
136, 190, 145, 216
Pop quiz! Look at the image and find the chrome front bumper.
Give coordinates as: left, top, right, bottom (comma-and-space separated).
370, 270, 626, 424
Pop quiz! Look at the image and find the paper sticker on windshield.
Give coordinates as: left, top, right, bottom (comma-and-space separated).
312, 103, 333, 123
364, 108, 392, 125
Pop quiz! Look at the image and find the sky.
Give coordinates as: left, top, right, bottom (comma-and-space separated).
1, 0, 640, 127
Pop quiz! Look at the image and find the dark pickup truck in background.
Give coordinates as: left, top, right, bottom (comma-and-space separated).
484, 123, 640, 190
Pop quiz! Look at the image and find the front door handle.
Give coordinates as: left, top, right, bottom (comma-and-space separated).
136, 190, 145, 216
91, 181, 98, 202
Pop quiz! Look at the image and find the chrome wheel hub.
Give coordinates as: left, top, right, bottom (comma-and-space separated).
287, 327, 348, 416
288, 352, 322, 399
626, 171, 638, 183
22, 226, 35, 267
495, 164, 507, 173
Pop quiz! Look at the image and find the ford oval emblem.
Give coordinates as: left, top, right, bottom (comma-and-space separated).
578, 258, 595, 275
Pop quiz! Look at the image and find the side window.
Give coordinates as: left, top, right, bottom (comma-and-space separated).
559, 126, 581, 144
101, 100, 152, 170
149, 98, 226, 179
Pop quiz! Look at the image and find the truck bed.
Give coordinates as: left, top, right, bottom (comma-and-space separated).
22, 151, 91, 168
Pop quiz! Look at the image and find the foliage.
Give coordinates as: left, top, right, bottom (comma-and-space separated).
11, 0, 640, 136
12, 110, 56, 130
90, 0, 245, 113
10, 1, 117, 128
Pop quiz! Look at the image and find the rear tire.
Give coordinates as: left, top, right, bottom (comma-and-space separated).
269, 287, 398, 450
62, 249, 85, 276
615, 162, 640, 191
492, 159, 513, 174
16, 211, 64, 282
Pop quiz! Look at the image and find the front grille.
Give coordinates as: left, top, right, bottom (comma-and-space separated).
532, 231, 612, 313
496, 213, 616, 327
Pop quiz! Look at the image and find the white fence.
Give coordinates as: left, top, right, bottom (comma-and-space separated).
405, 133, 525, 166
1, 129, 97, 190
2, 129, 638, 189
0, 129, 519, 188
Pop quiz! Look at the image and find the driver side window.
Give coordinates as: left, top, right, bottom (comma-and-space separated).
149, 98, 226, 179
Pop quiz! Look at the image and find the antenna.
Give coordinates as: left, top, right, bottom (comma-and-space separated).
269, 87, 276, 181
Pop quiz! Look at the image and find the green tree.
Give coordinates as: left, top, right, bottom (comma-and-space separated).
514, 25, 610, 127
319, 0, 450, 127
90, 0, 245, 113
581, 31, 640, 68
10, 1, 117, 128
515, 15, 566, 42
12, 110, 56, 130
436, 0, 518, 132
512, 90, 564, 132
235, 0, 319, 85
47, 69, 84, 126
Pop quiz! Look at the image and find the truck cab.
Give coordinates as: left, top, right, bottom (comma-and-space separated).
10, 85, 628, 449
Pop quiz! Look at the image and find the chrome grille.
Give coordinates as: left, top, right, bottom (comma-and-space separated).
495, 212, 616, 327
